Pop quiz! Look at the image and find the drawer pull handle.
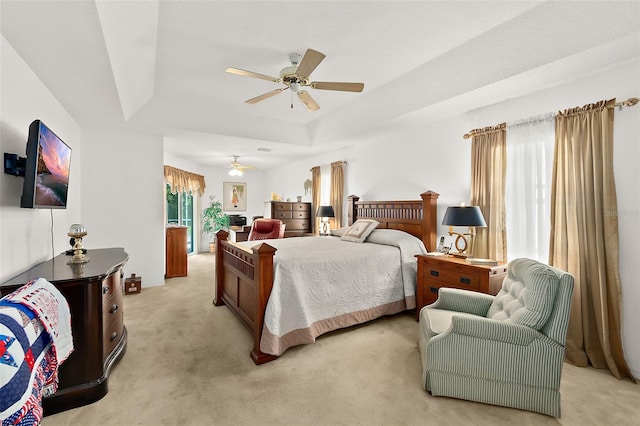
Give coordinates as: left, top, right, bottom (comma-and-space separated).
109, 304, 118, 313
110, 331, 118, 341
102, 286, 109, 294
460, 277, 471, 285
430, 270, 439, 277
430, 287, 439, 294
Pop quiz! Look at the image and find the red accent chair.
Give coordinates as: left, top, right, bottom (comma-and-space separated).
247, 219, 286, 241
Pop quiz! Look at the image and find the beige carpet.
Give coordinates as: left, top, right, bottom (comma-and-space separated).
43, 253, 639, 426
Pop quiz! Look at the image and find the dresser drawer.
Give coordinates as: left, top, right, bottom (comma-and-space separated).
101, 271, 123, 301
292, 203, 309, 211
103, 316, 124, 359
286, 219, 310, 231
273, 211, 293, 220
273, 202, 292, 211
423, 267, 480, 290
292, 210, 309, 219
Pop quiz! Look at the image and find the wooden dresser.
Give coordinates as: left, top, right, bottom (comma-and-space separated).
166, 226, 187, 278
415, 254, 507, 319
0, 248, 129, 415
264, 201, 312, 237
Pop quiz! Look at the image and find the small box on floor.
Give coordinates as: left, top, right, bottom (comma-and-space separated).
124, 273, 141, 295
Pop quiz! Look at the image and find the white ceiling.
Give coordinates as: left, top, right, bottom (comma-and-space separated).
1, 1, 639, 171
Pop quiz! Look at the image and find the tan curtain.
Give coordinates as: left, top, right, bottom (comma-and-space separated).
310, 166, 321, 234
549, 98, 634, 381
469, 124, 507, 262
330, 161, 345, 229
164, 165, 206, 196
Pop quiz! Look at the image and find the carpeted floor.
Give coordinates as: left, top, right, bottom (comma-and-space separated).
43, 253, 639, 425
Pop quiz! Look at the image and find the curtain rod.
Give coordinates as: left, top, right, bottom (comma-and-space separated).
463, 97, 638, 139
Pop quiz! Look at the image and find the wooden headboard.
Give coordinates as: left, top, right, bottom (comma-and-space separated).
346, 190, 439, 252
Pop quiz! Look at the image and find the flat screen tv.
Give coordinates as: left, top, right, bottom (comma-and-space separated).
21, 120, 72, 209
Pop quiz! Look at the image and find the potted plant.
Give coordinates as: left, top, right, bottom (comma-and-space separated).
202, 196, 230, 253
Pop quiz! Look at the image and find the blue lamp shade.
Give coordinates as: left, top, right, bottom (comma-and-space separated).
316, 205, 335, 218
442, 206, 487, 227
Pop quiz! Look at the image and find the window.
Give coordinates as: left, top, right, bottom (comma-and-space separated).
505, 114, 555, 262
166, 184, 195, 254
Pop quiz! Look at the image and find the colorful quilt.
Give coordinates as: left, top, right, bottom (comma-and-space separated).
0, 278, 73, 425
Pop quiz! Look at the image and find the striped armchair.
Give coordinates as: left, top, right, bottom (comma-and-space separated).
418, 258, 574, 417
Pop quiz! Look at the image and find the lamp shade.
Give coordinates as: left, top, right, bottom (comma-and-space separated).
316, 205, 335, 218
442, 206, 487, 227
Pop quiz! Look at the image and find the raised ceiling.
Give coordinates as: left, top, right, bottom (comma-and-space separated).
1, 1, 639, 170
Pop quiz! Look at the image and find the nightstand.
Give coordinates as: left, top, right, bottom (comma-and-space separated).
415, 254, 507, 320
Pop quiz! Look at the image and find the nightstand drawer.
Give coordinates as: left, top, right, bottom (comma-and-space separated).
424, 267, 480, 290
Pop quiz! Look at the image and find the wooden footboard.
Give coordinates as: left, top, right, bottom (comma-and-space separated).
214, 190, 439, 365
213, 230, 277, 364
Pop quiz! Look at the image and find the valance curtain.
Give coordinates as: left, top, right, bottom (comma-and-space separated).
310, 166, 321, 234
330, 161, 345, 229
164, 165, 206, 196
549, 98, 634, 381
469, 124, 507, 262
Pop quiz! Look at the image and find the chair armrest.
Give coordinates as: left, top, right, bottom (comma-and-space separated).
427, 288, 494, 317
444, 315, 543, 346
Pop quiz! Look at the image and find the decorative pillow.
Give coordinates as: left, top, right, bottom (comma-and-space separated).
340, 219, 379, 243
330, 226, 349, 237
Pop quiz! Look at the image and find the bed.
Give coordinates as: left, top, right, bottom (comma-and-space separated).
213, 191, 439, 364
0, 278, 73, 424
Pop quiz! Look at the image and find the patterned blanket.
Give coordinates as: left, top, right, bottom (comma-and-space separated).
0, 278, 73, 425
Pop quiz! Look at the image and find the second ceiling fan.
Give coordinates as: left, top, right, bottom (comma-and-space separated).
226, 48, 364, 111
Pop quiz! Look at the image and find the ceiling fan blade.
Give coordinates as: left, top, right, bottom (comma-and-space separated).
226, 67, 280, 83
311, 81, 364, 92
245, 87, 288, 104
295, 49, 326, 79
298, 90, 320, 112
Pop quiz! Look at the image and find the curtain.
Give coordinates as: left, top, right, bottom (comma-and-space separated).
330, 161, 345, 229
469, 124, 507, 262
549, 98, 634, 381
310, 166, 321, 234
505, 114, 555, 262
164, 165, 206, 196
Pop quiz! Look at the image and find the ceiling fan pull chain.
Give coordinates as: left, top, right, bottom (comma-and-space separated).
290, 90, 294, 109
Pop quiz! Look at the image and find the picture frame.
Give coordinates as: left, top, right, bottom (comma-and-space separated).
223, 182, 247, 211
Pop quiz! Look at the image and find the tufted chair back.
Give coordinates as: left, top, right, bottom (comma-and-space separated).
248, 219, 286, 241
487, 258, 574, 344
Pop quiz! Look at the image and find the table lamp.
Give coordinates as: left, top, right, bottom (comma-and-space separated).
441, 206, 487, 257
316, 205, 335, 236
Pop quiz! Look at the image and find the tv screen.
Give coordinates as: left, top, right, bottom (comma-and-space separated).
21, 120, 72, 209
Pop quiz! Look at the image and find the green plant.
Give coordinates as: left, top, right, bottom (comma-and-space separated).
202, 196, 229, 240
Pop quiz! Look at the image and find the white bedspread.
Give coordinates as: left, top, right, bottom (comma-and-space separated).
237, 229, 426, 356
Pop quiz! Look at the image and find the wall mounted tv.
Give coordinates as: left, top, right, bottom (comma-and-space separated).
20, 120, 72, 209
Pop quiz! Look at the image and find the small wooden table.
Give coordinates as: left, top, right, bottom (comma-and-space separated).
415, 254, 507, 319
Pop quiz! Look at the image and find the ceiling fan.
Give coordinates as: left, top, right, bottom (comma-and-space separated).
228, 156, 255, 177
226, 48, 364, 111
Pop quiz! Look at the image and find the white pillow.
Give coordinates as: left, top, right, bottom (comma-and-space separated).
340, 219, 380, 243
330, 226, 349, 237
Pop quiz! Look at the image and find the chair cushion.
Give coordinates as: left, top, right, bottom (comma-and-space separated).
486, 258, 559, 330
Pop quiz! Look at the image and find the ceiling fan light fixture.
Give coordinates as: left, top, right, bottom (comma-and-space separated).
229, 168, 243, 177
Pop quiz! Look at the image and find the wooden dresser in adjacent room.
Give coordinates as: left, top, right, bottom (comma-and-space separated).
264, 201, 312, 237
166, 225, 187, 278
0, 247, 129, 415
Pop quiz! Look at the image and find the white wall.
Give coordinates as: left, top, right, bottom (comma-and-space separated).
81, 128, 165, 287
264, 60, 640, 378
0, 36, 82, 282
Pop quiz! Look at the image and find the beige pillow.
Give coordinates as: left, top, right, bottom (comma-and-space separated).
341, 219, 380, 243
330, 226, 349, 237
